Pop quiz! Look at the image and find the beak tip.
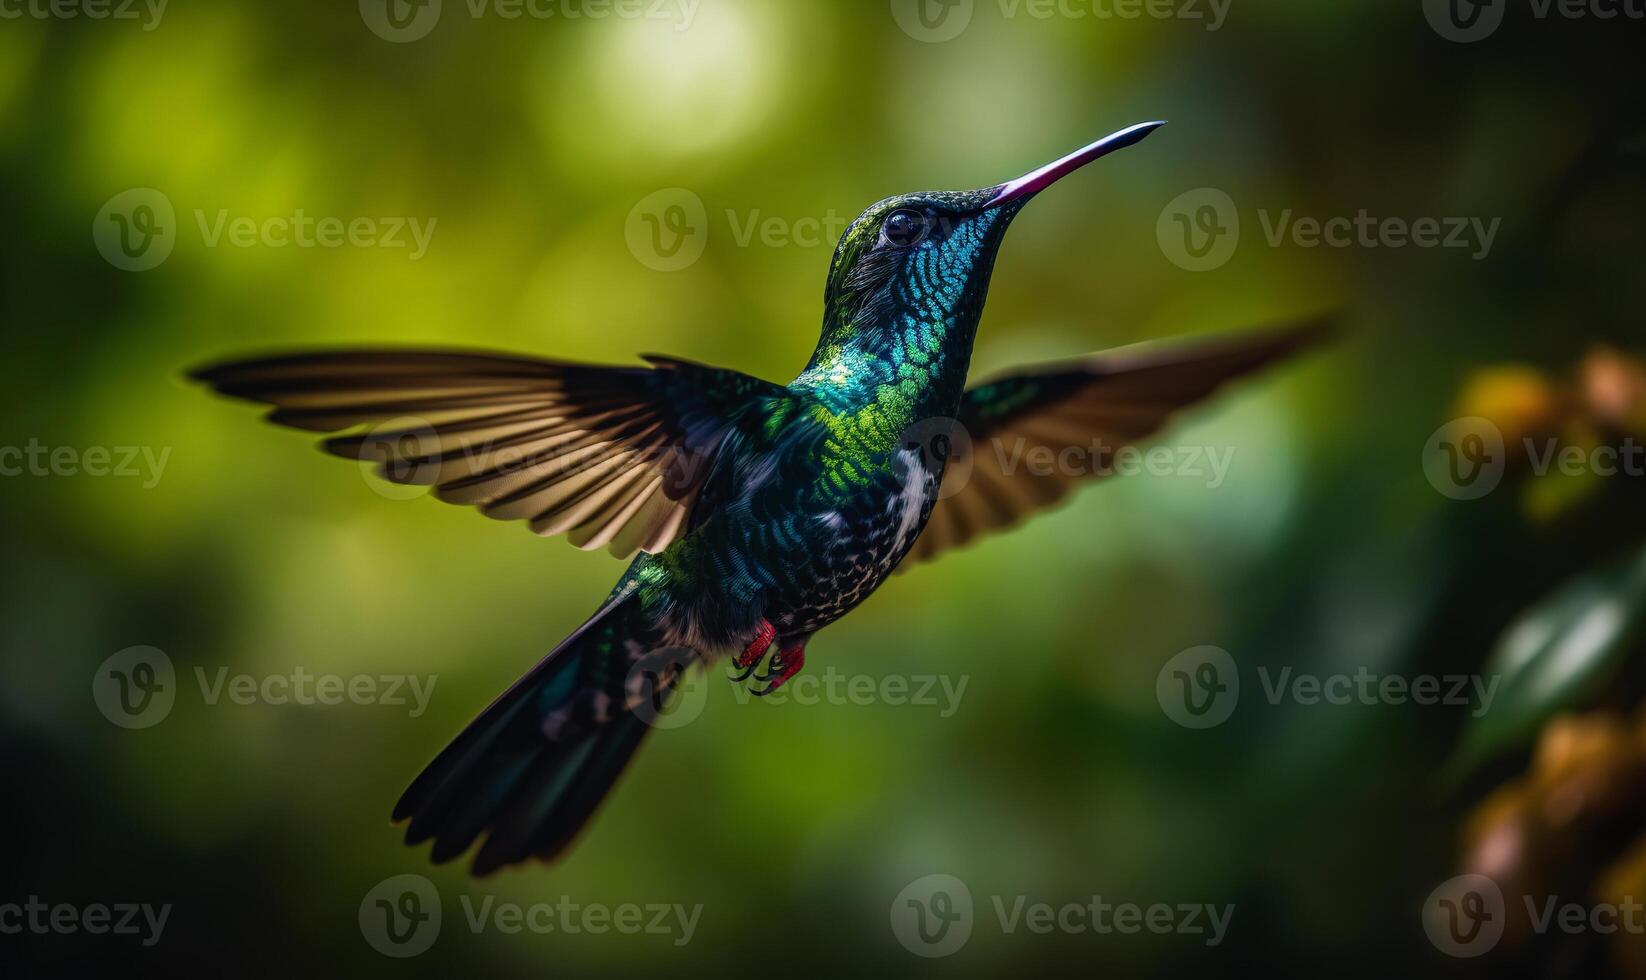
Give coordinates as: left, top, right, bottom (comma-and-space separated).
984, 118, 1168, 209
1120, 119, 1169, 146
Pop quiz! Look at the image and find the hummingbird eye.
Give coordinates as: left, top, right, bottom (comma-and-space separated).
880, 209, 930, 248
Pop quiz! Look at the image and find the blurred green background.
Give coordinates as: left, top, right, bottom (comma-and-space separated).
2, 0, 1645, 976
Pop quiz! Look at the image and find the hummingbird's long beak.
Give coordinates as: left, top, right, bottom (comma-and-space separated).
984, 120, 1166, 209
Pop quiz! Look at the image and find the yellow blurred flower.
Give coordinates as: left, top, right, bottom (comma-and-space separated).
1454, 365, 1566, 452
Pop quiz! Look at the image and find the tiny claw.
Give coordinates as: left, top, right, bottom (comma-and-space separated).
750, 643, 805, 697
753, 675, 790, 698
727, 661, 760, 683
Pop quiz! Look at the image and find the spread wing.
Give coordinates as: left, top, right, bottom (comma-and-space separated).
192, 349, 787, 558
905, 318, 1330, 566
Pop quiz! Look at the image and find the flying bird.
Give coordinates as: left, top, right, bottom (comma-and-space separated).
194, 121, 1325, 875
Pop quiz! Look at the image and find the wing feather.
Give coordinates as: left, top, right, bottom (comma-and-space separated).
193, 348, 787, 558
905, 318, 1330, 567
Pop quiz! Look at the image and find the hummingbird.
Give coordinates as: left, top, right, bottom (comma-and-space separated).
194, 121, 1324, 876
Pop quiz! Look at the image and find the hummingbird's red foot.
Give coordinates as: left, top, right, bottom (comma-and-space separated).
728, 619, 776, 682
753, 643, 806, 697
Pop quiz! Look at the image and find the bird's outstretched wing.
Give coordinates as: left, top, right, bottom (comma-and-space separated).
904, 318, 1330, 566
192, 349, 787, 558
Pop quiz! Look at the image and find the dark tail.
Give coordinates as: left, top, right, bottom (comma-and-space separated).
393, 587, 680, 876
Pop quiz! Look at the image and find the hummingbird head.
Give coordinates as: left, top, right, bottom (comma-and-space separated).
812, 121, 1164, 376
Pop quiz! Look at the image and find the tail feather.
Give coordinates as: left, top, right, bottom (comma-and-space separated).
468, 744, 598, 873
523, 711, 655, 860
393, 586, 678, 875
395, 632, 585, 845
472, 715, 652, 875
